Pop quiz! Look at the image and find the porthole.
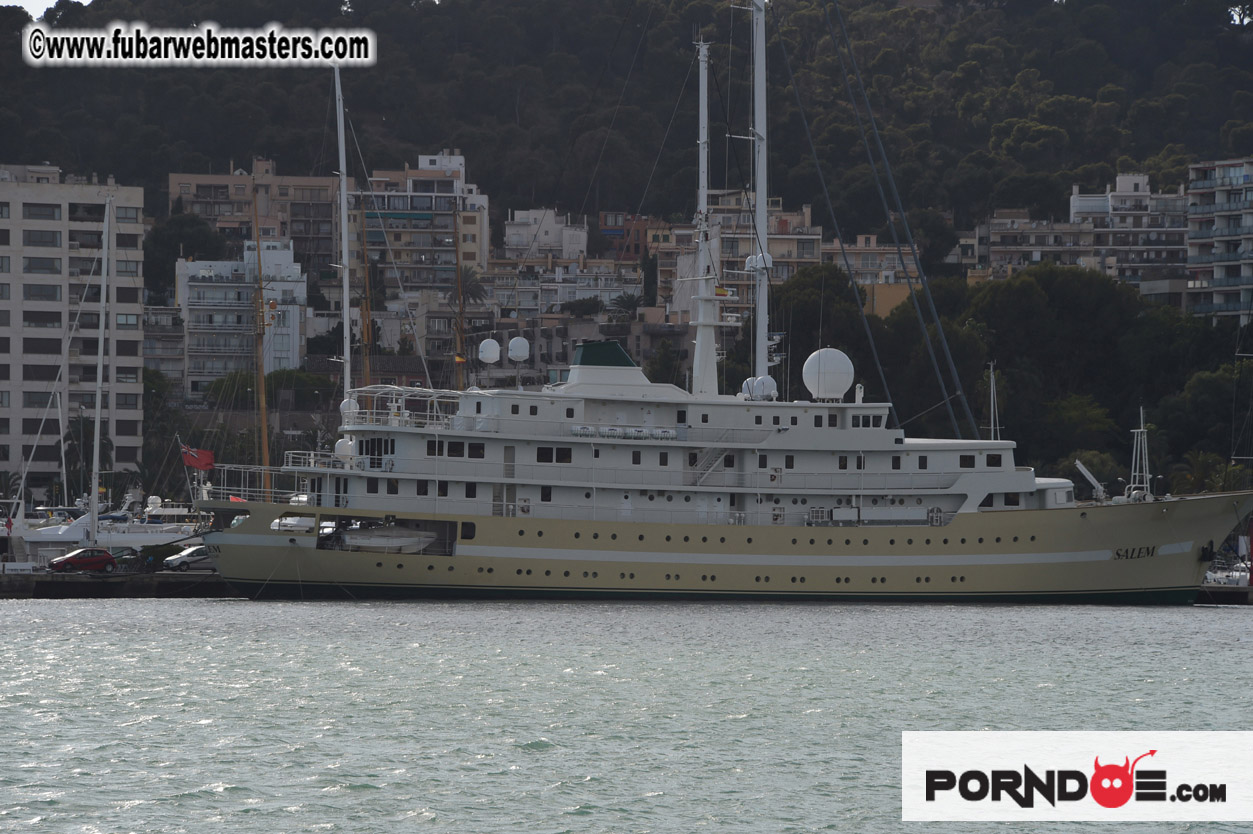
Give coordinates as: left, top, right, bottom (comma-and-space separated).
951, 576, 957, 583
666, 495, 673, 502
665, 535, 672, 542
563, 570, 569, 577
799, 576, 805, 584
792, 498, 798, 505
629, 573, 635, 579
545, 570, 551, 576
809, 539, 815, 545
924, 577, 931, 583
592, 533, 599, 540
916, 498, 923, 505
684, 496, 691, 503
747, 537, 753, 544
764, 576, 770, 583
871, 498, 879, 505
960, 576, 966, 582
755, 576, 761, 583
592, 571, 598, 578
943, 538, 949, 544
801, 498, 808, 505
916, 577, 922, 583
710, 574, 716, 581
574, 532, 581, 539
1030, 535, 1036, 541
427, 565, 434, 571
836, 577, 842, 584
477, 567, 484, 573
517, 569, 523, 575
792, 538, 798, 545
925, 539, 931, 545
827, 539, 833, 546
960, 538, 967, 544
907, 539, 913, 545
683, 536, 690, 542
638, 534, 645, 541
889, 539, 895, 546
487, 567, 494, 574
862, 539, 869, 546
977, 537, 983, 544
845, 577, 851, 583
583, 571, 589, 578
845, 539, 851, 546
376, 562, 383, 568
701, 536, 708, 543
665, 573, 672, 580
871, 577, 878, 584
518, 529, 525, 536
720, 537, 726, 544
537, 531, 543, 538
702, 575, 708, 581
447, 565, 454, 571
1013, 536, 1019, 542
611, 533, 617, 540
620, 572, 626, 579
623, 493, 629, 500
585, 491, 591, 499
526, 569, 532, 575
674, 573, 680, 580
791, 577, 797, 583
880, 576, 886, 583
995, 537, 1001, 543
397, 564, 404, 569
648, 495, 655, 501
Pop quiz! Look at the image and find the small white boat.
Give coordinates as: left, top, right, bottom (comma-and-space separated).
338, 525, 437, 554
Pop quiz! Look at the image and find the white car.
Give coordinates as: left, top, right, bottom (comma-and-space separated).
163, 545, 216, 572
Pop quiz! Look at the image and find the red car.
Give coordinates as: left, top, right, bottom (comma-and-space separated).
48, 547, 118, 573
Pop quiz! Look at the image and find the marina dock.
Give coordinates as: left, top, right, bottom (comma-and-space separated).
0, 570, 236, 600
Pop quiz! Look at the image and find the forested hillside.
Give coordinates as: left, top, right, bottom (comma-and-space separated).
2, 0, 1251, 235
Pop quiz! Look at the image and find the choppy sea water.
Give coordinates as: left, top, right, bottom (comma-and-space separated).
1, 599, 1249, 833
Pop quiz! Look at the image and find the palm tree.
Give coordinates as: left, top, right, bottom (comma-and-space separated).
609, 292, 642, 321
448, 265, 489, 311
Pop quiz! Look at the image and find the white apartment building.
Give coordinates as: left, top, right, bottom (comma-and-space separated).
175, 240, 306, 401
503, 209, 588, 260
0, 163, 146, 498
1070, 173, 1188, 300
1184, 156, 1253, 322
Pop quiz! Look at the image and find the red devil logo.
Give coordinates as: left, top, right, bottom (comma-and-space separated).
1090, 750, 1156, 808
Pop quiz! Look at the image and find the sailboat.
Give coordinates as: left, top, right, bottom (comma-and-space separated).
196, 16, 1253, 603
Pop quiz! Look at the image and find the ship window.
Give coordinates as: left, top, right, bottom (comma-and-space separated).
891, 455, 901, 470
980, 493, 994, 508
852, 415, 861, 428
758, 454, 768, 469
688, 452, 698, 467
416, 480, 428, 496
856, 455, 865, 470
839, 455, 848, 470
556, 447, 572, 464
1065, 489, 1073, 503
461, 522, 476, 540
447, 441, 465, 457
387, 479, 399, 494
594, 449, 600, 459
541, 485, 552, 502
785, 455, 794, 470
659, 452, 668, 466
987, 453, 1002, 467
815, 416, 823, 427
773, 415, 780, 425
426, 440, 444, 456
465, 482, 476, 498
367, 478, 379, 494
918, 455, 928, 470
755, 415, 762, 425
677, 409, 687, 423
529, 405, 538, 416
791, 416, 797, 426
537, 447, 554, 463
475, 401, 482, 414
566, 407, 574, 418
469, 443, 485, 459
723, 454, 734, 468
960, 454, 975, 469
632, 450, 641, 465
511, 404, 519, 415
701, 413, 709, 424
872, 415, 883, 427
1004, 492, 1020, 506
437, 480, 448, 497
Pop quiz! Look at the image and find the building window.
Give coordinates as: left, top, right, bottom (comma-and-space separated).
115, 367, 140, 383
116, 393, 140, 409
22, 260, 62, 277
22, 229, 61, 247
25, 284, 62, 301
23, 311, 61, 328
115, 420, 139, 436
116, 341, 139, 356
23, 203, 61, 220
116, 314, 139, 330
116, 207, 140, 223
24, 391, 53, 408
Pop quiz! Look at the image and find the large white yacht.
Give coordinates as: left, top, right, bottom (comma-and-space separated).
197, 8, 1252, 603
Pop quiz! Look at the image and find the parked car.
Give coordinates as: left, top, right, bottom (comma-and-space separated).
163, 545, 216, 572
48, 547, 117, 573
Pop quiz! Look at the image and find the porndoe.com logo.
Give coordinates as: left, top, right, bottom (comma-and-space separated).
902, 732, 1253, 822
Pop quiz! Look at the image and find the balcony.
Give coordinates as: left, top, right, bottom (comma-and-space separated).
1189, 199, 1253, 216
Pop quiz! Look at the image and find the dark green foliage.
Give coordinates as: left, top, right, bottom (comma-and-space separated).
560, 297, 604, 317
143, 213, 228, 305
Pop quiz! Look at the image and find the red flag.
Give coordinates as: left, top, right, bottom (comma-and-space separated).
180, 443, 215, 471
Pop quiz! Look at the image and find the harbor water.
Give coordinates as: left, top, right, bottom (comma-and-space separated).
2, 599, 1249, 833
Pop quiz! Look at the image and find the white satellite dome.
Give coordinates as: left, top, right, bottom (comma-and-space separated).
334, 437, 355, 462
740, 375, 779, 401
339, 396, 359, 416
802, 348, 855, 400
507, 336, 530, 363
478, 338, 501, 364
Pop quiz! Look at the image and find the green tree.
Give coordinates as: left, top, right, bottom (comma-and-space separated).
142, 213, 228, 305
643, 338, 682, 386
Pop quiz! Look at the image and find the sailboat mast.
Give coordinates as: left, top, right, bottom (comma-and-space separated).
252, 188, 271, 494
751, 0, 770, 380
689, 37, 718, 396
89, 196, 111, 543
335, 65, 352, 400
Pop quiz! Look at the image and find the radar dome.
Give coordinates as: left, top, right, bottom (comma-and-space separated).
478, 338, 501, 364
334, 437, 355, 461
338, 397, 359, 416
507, 336, 530, 363
802, 349, 855, 400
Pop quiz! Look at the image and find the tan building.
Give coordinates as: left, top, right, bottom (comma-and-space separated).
168, 157, 340, 277
0, 163, 146, 499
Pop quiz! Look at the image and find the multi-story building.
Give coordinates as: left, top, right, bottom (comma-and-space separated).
174, 240, 306, 402
1070, 174, 1188, 298
503, 209, 587, 260
348, 151, 490, 304
1183, 156, 1253, 322
985, 209, 1096, 277
142, 305, 185, 384
0, 163, 146, 498
168, 157, 339, 277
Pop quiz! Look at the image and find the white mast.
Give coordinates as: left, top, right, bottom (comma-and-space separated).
689, 37, 719, 397
89, 196, 111, 544
749, 0, 771, 382
1129, 406, 1151, 497
335, 65, 353, 402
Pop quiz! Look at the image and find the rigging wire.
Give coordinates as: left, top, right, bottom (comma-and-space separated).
633, 49, 697, 218
823, 0, 978, 438
768, 1, 897, 426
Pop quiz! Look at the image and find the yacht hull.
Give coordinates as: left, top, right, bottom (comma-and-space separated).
202, 491, 1253, 604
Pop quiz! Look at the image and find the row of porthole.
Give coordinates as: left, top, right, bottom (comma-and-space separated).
534, 530, 1039, 547
482, 566, 604, 579
377, 562, 454, 571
